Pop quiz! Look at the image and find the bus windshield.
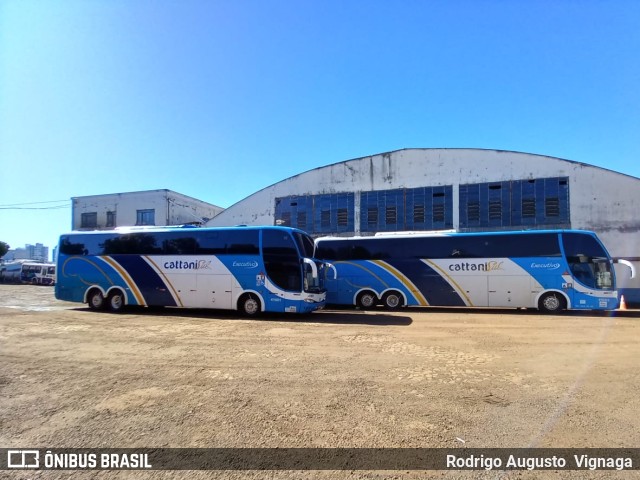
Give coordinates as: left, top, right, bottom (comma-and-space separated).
293, 231, 316, 258
294, 231, 325, 294
561, 232, 614, 290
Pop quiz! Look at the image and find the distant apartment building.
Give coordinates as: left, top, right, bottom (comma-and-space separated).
71, 189, 224, 231
4, 243, 50, 262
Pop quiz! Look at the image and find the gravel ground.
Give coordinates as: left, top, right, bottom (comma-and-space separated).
0, 284, 639, 479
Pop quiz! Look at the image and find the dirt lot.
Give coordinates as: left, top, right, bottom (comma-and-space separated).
1, 284, 639, 479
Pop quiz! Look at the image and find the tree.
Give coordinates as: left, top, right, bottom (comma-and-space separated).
0, 241, 10, 259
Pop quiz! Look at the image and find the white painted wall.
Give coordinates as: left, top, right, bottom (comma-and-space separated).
72, 189, 224, 230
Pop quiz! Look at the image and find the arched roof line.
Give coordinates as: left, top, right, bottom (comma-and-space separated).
220, 148, 638, 212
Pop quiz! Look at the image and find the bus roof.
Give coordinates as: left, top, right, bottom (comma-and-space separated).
59, 225, 309, 237
316, 229, 599, 242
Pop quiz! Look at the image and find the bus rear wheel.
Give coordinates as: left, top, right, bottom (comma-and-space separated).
356, 291, 377, 309
538, 292, 566, 314
88, 289, 105, 310
238, 294, 261, 317
383, 291, 404, 310
107, 290, 126, 313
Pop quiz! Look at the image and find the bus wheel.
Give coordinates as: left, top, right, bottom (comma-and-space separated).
538, 292, 565, 314
108, 290, 126, 312
382, 291, 404, 310
88, 289, 105, 310
356, 291, 377, 309
238, 294, 261, 317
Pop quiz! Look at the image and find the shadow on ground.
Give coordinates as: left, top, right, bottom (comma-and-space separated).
71, 306, 414, 326
71, 303, 640, 325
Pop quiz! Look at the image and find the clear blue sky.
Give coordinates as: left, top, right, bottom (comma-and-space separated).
1, 0, 639, 259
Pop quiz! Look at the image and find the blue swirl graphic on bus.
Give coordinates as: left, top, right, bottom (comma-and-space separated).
62, 257, 115, 286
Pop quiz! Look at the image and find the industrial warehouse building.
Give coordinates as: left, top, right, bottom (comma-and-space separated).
205, 148, 640, 304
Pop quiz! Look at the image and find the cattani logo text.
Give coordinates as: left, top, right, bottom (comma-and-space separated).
163, 260, 211, 270
448, 261, 504, 272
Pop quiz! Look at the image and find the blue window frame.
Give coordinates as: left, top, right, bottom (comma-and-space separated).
404, 186, 453, 231
277, 187, 453, 235
275, 193, 354, 235
360, 189, 405, 232
460, 177, 570, 231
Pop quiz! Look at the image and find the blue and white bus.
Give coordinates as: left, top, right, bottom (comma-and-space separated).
55, 226, 327, 315
21, 262, 56, 285
315, 230, 620, 313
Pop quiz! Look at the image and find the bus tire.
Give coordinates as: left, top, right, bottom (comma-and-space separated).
382, 291, 404, 310
107, 290, 126, 313
238, 293, 261, 317
356, 291, 378, 309
538, 292, 566, 314
88, 289, 105, 310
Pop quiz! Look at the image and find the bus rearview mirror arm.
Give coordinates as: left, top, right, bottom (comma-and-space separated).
615, 259, 636, 279
302, 258, 318, 278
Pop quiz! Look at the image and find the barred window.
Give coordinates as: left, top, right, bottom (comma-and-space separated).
467, 201, 480, 222
433, 204, 445, 223
488, 200, 502, 220
545, 197, 560, 217
367, 207, 378, 226
337, 208, 348, 226
522, 199, 536, 218
385, 206, 397, 225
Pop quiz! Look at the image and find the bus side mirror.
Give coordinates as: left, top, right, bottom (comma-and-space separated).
326, 262, 337, 279
302, 258, 318, 278
616, 259, 636, 279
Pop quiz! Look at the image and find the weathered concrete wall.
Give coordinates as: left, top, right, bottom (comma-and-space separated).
166, 191, 225, 226
208, 148, 640, 242
72, 189, 224, 230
